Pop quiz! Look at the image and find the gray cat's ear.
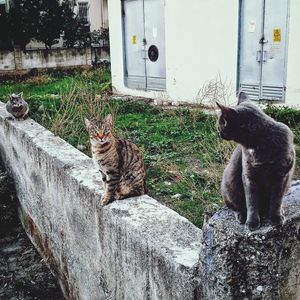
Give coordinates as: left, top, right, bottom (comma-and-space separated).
237, 91, 250, 105
18, 92, 23, 98
216, 102, 236, 116
84, 118, 91, 130
105, 114, 113, 127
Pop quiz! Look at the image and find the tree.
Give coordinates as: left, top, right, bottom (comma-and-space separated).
61, 0, 90, 48
0, 0, 92, 50
7, 0, 40, 50
36, 0, 64, 49
0, 8, 13, 50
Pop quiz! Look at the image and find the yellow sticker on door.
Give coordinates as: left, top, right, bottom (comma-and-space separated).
132, 35, 137, 45
273, 29, 281, 42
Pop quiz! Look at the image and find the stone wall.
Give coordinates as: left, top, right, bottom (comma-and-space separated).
200, 181, 300, 300
0, 50, 15, 71
0, 47, 110, 72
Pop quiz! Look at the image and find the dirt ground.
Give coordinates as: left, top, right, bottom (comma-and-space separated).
0, 164, 64, 300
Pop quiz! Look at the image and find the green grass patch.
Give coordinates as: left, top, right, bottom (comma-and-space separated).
1, 69, 300, 228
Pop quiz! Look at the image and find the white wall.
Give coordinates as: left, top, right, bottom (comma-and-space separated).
286, 0, 300, 106
86, 0, 103, 31
109, 0, 239, 103
165, 0, 238, 103
109, 0, 300, 106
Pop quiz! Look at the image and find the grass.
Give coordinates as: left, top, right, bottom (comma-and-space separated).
0, 68, 300, 228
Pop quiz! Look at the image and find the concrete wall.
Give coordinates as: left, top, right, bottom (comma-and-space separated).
0, 101, 300, 298
200, 181, 300, 299
0, 50, 15, 71
21, 48, 89, 70
0, 102, 202, 300
0, 47, 110, 72
109, 0, 300, 106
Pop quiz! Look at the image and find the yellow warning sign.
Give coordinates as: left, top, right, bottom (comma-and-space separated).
273, 28, 281, 42
132, 35, 137, 45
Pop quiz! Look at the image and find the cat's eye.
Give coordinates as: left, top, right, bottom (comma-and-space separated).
220, 118, 227, 127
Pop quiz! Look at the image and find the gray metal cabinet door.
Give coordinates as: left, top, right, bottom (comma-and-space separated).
239, 0, 264, 100
260, 0, 289, 100
123, 0, 146, 89
144, 0, 166, 90
238, 0, 290, 101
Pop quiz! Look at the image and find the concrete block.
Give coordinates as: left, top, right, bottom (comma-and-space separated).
0, 102, 202, 299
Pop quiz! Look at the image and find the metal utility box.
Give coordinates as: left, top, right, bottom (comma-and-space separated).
238, 0, 290, 102
109, 0, 300, 105
122, 0, 166, 91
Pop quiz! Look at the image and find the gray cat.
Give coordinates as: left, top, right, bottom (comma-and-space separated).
6, 92, 29, 120
217, 92, 295, 231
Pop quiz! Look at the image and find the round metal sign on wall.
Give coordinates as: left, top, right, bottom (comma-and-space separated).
148, 45, 159, 62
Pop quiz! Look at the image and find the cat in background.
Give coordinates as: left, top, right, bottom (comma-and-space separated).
6, 92, 29, 120
217, 92, 295, 231
85, 114, 147, 205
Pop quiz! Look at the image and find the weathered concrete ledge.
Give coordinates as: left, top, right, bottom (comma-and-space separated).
1, 100, 300, 299
200, 181, 300, 300
0, 102, 202, 299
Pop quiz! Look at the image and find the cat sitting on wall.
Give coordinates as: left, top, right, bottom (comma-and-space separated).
217, 92, 295, 231
85, 114, 147, 205
6, 92, 29, 120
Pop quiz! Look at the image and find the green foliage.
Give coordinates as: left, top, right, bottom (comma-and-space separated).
61, 1, 90, 48
0, 9, 13, 50
7, 0, 40, 49
0, 0, 89, 50
264, 105, 300, 127
1, 71, 300, 228
36, 0, 64, 49
90, 28, 110, 47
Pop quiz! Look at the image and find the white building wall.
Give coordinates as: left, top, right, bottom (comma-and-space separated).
78, 0, 104, 31
109, 0, 239, 103
286, 0, 300, 106
109, 0, 300, 106
165, 0, 238, 103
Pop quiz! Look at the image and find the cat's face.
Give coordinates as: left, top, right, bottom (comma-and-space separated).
84, 114, 113, 144
216, 92, 250, 141
217, 104, 238, 141
10, 93, 23, 107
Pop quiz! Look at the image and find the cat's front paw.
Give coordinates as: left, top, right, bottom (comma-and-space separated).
235, 212, 246, 224
101, 195, 111, 206
246, 220, 260, 231
270, 214, 284, 226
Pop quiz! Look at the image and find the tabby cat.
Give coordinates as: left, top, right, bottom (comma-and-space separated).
85, 114, 147, 205
217, 92, 295, 231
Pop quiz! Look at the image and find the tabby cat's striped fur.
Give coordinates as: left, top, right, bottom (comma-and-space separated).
85, 114, 147, 205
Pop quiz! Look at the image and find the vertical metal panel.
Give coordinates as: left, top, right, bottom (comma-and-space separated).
260, 0, 289, 101
239, 0, 264, 100
123, 0, 146, 89
144, 0, 166, 90
123, 0, 166, 91
238, 0, 290, 102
